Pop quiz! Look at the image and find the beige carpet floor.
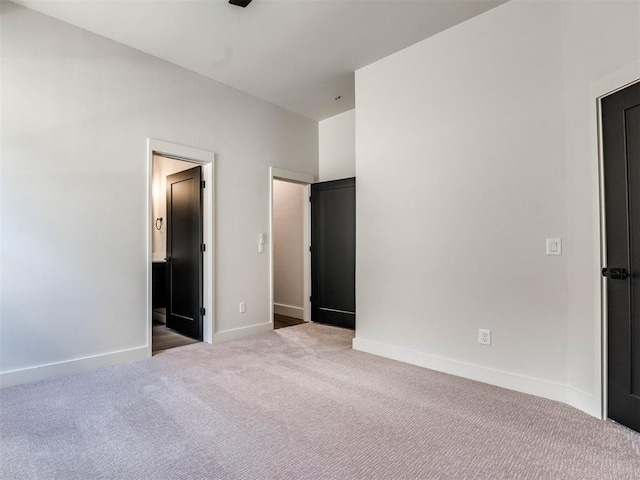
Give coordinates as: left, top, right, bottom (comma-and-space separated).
1, 323, 639, 479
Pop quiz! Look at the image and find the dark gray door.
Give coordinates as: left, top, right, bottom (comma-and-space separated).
602, 81, 640, 433
166, 166, 203, 340
311, 178, 355, 329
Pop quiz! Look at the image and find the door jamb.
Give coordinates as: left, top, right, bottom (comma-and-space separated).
269, 167, 315, 327
147, 139, 215, 356
592, 61, 640, 420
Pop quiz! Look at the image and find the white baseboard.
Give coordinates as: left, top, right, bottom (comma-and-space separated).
0, 346, 149, 389
273, 303, 304, 320
352, 337, 599, 418
566, 385, 600, 418
213, 322, 273, 343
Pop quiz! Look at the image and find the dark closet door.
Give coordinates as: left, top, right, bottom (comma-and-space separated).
602, 81, 640, 433
166, 166, 203, 340
311, 178, 356, 329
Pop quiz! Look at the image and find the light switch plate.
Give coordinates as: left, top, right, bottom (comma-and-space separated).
546, 238, 562, 256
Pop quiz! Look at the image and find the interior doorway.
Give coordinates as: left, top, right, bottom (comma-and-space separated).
148, 139, 215, 355
269, 168, 357, 332
270, 168, 314, 329
272, 178, 308, 329
151, 156, 202, 353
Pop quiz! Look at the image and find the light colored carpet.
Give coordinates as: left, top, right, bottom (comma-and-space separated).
1, 323, 639, 479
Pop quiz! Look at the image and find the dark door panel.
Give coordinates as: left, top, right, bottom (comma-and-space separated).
166, 166, 203, 340
311, 178, 356, 329
602, 81, 640, 433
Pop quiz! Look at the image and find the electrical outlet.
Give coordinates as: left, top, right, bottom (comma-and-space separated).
479, 329, 491, 346
239, 301, 246, 313
546, 238, 562, 256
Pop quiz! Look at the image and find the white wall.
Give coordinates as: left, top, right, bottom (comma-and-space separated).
151, 154, 194, 257
0, 3, 318, 385
354, 0, 639, 417
272, 180, 305, 318
319, 109, 355, 181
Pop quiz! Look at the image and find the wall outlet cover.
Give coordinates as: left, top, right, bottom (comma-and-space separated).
546, 238, 562, 256
479, 329, 491, 346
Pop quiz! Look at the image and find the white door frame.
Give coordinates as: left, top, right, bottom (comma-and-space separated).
591, 61, 640, 420
269, 167, 315, 326
147, 139, 216, 355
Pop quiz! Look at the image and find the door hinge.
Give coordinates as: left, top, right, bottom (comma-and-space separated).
309, 245, 312, 252
201, 180, 206, 189
201, 243, 206, 252
309, 296, 312, 303
309, 196, 312, 202
200, 307, 206, 316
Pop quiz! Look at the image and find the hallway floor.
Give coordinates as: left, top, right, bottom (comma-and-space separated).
152, 319, 199, 354
274, 314, 306, 329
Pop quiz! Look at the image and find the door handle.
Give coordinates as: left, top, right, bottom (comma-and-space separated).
602, 267, 629, 280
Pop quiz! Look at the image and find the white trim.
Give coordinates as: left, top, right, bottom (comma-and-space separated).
303, 184, 311, 322
148, 139, 216, 164
213, 322, 273, 343
269, 167, 315, 329
0, 346, 148, 388
566, 386, 600, 419
353, 337, 571, 406
147, 139, 216, 350
273, 303, 305, 320
201, 162, 215, 344
272, 167, 315, 185
589, 61, 640, 421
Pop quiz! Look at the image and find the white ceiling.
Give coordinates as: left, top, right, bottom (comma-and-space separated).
14, 0, 506, 120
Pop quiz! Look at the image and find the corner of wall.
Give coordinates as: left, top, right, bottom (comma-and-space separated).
319, 109, 356, 182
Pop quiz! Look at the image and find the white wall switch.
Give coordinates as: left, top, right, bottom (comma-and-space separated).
479, 329, 491, 346
546, 238, 562, 255
239, 301, 246, 313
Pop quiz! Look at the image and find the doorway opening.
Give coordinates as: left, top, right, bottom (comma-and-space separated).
151, 155, 201, 353
148, 139, 215, 356
270, 168, 314, 329
269, 167, 357, 332
272, 178, 308, 329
